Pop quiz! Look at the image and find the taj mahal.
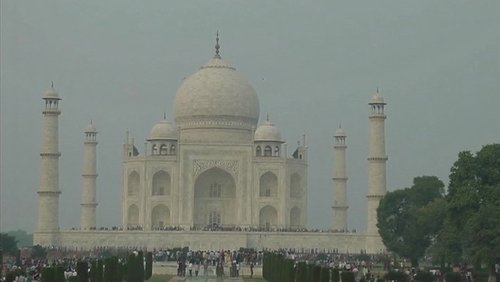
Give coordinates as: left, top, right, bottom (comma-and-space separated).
34, 36, 388, 253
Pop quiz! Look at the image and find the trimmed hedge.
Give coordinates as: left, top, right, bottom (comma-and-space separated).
385, 270, 409, 282
414, 271, 435, 282
332, 268, 340, 282
444, 272, 464, 282
341, 271, 356, 282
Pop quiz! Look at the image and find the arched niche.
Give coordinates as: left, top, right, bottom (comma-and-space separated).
128, 204, 139, 226
259, 205, 277, 230
151, 204, 170, 229
193, 167, 236, 228
290, 206, 301, 228
128, 171, 140, 196
259, 172, 278, 197
290, 173, 302, 198
152, 170, 170, 196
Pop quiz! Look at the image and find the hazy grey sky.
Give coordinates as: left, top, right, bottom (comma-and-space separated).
1, 0, 499, 233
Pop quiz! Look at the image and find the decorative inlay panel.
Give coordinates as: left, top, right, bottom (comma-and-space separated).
193, 159, 239, 179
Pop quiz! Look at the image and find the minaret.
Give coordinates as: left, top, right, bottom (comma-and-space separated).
81, 121, 98, 230
37, 83, 62, 234
332, 126, 348, 231
367, 90, 387, 234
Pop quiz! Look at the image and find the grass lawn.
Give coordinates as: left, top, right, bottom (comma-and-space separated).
147, 274, 174, 281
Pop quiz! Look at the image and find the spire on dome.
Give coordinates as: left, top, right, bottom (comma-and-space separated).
214, 31, 221, 59
266, 113, 269, 122
163, 112, 167, 120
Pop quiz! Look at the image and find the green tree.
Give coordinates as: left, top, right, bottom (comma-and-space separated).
76, 261, 89, 282
377, 176, 444, 266
319, 266, 330, 282
145, 252, 153, 280
0, 233, 18, 255
296, 262, 308, 282
442, 144, 500, 280
6, 230, 33, 247
31, 245, 48, 259
41, 267, 55, 282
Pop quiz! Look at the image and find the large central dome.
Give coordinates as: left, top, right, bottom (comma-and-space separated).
174, 55, 260, 131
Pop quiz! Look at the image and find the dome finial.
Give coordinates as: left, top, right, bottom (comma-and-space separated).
266, 112, 269, 122
376, 87, 379, 94
163, 112, 167, 120
51, 81, 54, 88
214, 31, 221, 58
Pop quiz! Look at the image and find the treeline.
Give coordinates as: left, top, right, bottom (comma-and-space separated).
37, 251, 153, 282
377, 144, 500, 280
262, 253, 359, 282
262, 253, 484, 282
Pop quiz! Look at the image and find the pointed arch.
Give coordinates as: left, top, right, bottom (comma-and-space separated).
290, 206, 301, 228
128, 204, 139, 225
194, 167, 236, 227
256, 146, 262, 157
159, 144, 167, 155
152, 170, 170, 196
151, 204, 170, 229
259, 172, 278, 197
264, 146, 272, 157
128, 171, 140, 196
259, 205, 277, 230
290, 173, 302, 198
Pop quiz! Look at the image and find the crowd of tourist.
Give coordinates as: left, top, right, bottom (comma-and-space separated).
70, 224, 357, 233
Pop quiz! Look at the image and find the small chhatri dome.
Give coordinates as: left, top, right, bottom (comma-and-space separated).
254, 118, 282, 142
44, 82, 60, 99
148, 118, 178, 140
84, 121, 97, 133
369, 88, 385, 104
334, 127, 346, 137
174, 34, 260, 131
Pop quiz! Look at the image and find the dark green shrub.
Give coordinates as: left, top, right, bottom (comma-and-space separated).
76, 261, 89, 282
137, 251, 145, 282
54, 266, 65, 282
68, 277, 79, 282
127, 253, 136, 282
296, 262, 308, 282
444, 272, 464, 282
127, 252, 145, 282
332, 268, 340, 282
341, 271, 356, 282
385, 270, 409, 282
96, 259, 104, 282
414, 271, 435, 282
282, 259, 294, 282
307, 264, 314, 282
313, 265, 321, 282
262, 253, 269, 280
320, 267, 330, 282
145, 252, 153, 280
41, 267, 54, 282
104, 256, 119, 282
